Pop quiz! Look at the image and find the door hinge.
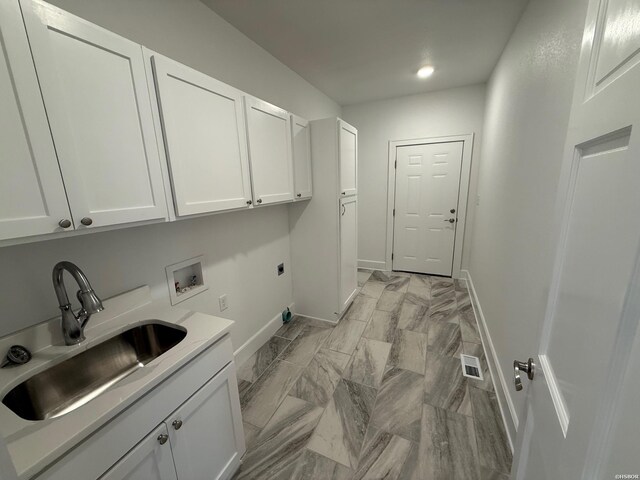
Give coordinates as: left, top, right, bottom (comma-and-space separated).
394, 159, 397, 169
391, 253, 394, 260
393, 208, 395, 217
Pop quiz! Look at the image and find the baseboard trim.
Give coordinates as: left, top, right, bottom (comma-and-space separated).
234, 302, 294, 368
358, 259, 387, 270
462, 269, 517, 451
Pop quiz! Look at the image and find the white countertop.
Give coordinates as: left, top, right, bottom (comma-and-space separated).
0, 286, 234, 479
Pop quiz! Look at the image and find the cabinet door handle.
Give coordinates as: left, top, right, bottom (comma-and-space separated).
297, 193, 302, 198
58, 219, 72, 228
172, 419, 183, 430
341, 191, 346, 195
246, 200, 252, 205
80, 217, 93, 226
157, 433, 168, 445
256, 199, 263, 204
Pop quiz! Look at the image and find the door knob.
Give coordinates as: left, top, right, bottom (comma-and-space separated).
444, 218, 455, 223
172, 419, 183, 430
450, 208, 456, 214
157, 433, 168, 445
80, 217, 93, 226
58, 219, 72, 228
513, 358, 535, 391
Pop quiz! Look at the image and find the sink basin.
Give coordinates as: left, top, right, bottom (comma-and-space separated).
2, 323, 186, 421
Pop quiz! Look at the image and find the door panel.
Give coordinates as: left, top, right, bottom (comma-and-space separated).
393, 142, 463, 276
168, 363, 245, 480
339, 120, 357, 196
21, 0, 167, 228
291, 114, 312, 200
245, 97, 294, 205
514, 0, 640, 477
339, 197, 358, 313
100, 424, 177, 480
152, 54, 252, 216
0, 0, 71, 241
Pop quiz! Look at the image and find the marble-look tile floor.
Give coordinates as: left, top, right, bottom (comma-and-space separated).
234, 271, 511, 480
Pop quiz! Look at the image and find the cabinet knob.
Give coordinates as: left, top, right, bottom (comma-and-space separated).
341, 191, 346, 195
157, 433, 168, 445
58, 219, 72, 229
246, 200, 252, 205
172, 419, 183, 430
80, 217, 93, 226
256, 199, 263, 204
297, 193, 302, 198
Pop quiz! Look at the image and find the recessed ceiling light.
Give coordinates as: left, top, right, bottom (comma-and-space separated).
417, 65, 435, 78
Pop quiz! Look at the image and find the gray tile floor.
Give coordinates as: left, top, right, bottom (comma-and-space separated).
234, 270, 511, 480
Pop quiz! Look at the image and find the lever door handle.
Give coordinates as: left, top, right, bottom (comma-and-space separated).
513, 358, 535, 391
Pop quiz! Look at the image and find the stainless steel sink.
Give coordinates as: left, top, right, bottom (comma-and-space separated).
2, 323, 186, 421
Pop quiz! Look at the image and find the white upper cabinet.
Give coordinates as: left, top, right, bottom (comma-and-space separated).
151, 54, 252, 216
244, 97, 294, 206
338, 119, 357, 197
21, 0, 167, 229
291, 114, 312, 200
0, 1, 72, 241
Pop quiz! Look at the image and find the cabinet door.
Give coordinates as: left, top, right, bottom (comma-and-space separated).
339, 197, 358, 312
338, 120, 357, 197
244, 97, 294, 206
100, 424, 177, 480
151, 55, 252, 216
21, 0, 167, 229
167, 362, 245, 480
0, 0, 72, 241
291, 114, 312, 200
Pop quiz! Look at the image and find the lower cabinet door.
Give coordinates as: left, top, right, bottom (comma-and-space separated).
339, 196, 358, 313
100, 424, 177, 480
167, 362, 245, 480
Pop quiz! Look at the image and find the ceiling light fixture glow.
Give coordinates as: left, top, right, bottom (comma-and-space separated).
417, 65, 435, 78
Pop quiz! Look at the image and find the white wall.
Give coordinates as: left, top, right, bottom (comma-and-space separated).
0, 0, 340, 355
342, 84, 486, 271
467, 0, 588, 438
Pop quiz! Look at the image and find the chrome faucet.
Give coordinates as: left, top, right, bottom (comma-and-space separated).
52, 261, 104, 345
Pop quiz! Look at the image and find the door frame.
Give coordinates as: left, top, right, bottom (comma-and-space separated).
385, 133, 474, 278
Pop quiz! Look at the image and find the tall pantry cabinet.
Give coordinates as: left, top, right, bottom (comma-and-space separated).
290, 118, 358, 322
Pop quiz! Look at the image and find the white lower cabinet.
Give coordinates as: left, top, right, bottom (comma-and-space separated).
100, 425, 177, 480
37, 337, 245, 480
339, 196, 358, 312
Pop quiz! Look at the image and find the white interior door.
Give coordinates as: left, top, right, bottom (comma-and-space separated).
513, 0, 640, 478
338, 120, 357, 197
0, 0, 72, 241
151, 54, 252, 216
392, 141, 463, 276
21, 0, 167, 229
339, 196, 358, 313
244, 97, 294, 206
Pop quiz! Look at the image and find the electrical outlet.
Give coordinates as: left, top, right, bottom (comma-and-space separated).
219, 294, 229, 311
277, 263, 284, 276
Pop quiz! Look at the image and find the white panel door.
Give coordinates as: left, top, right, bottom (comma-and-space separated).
168, 363, 245, 480
338, 120, 357, 197
392, 141, 463, 276
21, 0, 167, 229
244, 97, 294, 206
151, 54, 252, 216
339, 196, 358, 313
291, 114, 312, 200
512, 0, 640, 478
100, 424, 177, 480
0, 0, 72, 241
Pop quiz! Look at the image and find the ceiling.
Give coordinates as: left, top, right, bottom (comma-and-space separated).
201, 0, 528, 105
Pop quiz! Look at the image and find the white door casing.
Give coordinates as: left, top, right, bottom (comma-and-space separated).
0, 0, 72, 241
21, 0, 167, 229
244, 97, 294, 206
339, 120, 357, 197
392, 141, 464, 276
339, 196, 358, 313
513, 0, 640, 478
151, 54, 252, 216
291, 114, 313, 200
